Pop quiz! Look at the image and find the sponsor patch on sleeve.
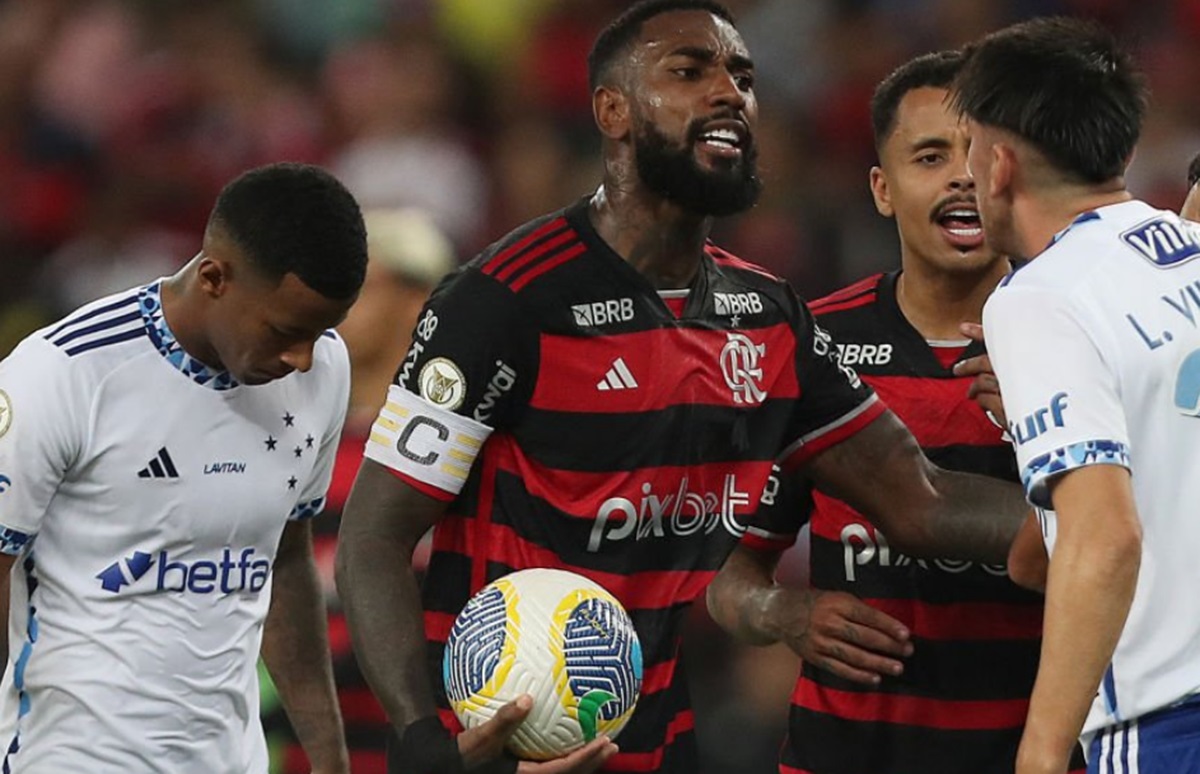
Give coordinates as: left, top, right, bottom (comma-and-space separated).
364, 384, 492, 497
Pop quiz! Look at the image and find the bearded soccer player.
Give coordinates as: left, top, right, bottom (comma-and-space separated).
707, 51, 1085, 773
336, 3, 1032, 773
0, 163, 366, 772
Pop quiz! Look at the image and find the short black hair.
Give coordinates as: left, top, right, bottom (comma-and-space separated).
1188, 152, 1200, 189
587, 0, 735, 91
209, 163, 367, 300
871, 50, 966, 152
952, 16, 1146, 184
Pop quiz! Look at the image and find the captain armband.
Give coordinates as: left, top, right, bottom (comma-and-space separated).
364, 384, 492, 497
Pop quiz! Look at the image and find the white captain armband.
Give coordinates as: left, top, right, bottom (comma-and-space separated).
364, 384, 492, 497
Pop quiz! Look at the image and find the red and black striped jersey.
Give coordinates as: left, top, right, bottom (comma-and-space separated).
392, 199, 883, 772
744, 271, 1083, 774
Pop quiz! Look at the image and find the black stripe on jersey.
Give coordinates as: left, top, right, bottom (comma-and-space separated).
783, 710, 1024, 774
809, 274, 882, 312
62, 327, 148, 357
50, 310, 142, 347
44, 293, 140, 341
515, 400, 794, 472
800, 637, 1039, 702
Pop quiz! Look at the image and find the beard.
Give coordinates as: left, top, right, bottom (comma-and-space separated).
633, 117, 762, 217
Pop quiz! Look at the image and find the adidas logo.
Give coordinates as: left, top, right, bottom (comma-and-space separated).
138, 447, 179, 479
597, 358, 638, 391
96, 550, 154, 593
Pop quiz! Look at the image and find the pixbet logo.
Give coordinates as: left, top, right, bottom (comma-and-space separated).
586, 475, 750, 552
840, 524, 1006, 582
96, 547, 271, 595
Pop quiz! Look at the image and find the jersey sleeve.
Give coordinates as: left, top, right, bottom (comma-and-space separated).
741, 465, 813, 552
777, 297, 886, 469
0, 337, 87, 551
290, 333, 351, 521
363, 268, 537, 500
984, 283, 1129, 509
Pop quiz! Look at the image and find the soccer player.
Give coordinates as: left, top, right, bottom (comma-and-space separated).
955, 16, 1200, 774
336, 3, 1029, 773
0, 162, 367, 773
707, 50, 1084, 773
1183, 151, 1200, 222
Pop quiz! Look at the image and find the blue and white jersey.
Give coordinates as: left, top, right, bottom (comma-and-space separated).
984, 200, 1200, 737
0, 282, 348, 773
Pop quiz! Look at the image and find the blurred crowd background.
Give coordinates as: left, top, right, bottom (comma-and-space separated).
2, 0, 1197, 771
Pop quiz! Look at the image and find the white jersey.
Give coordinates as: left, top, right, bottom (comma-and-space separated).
0, 282, 348, 773
984, 200, 1200, 736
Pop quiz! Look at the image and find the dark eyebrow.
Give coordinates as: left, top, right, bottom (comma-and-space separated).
907, 136, 953, 153
668, 46, 755, 71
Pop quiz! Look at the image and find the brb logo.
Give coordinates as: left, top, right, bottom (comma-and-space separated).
96, 547, 270, 594
1008, 391, 1069, 446
587, 475, 750, 552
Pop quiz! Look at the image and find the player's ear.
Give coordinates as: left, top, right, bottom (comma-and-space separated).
991, 143, 1015, 198
594, 84, 630, 141
195, 253, 231, 299
869, 166, 894, 217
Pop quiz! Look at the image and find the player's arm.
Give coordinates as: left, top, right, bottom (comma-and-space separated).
801, 410, 1026, 563
261, 519, 348, 774
707, 471, 911, 684
0, 553, 15, 666
1016, 467, 1140, 774
1008, 509, 1049, 592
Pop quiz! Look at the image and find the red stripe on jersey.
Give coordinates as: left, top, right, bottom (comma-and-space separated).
471, 450, 502, 592
438, 707, 465, 735
481, 218, 569, 278
869, 374, 1004, 448
384, 465, 457, 502
809, 274, 882, 310
864, 597, 1045, 641
494, 229, 577, 284
604, 709, 695, 772
425, 610, 456, 643
435, 518, 717, 612
339, 686, 387, 725
705, 244, 778, 280
739, 530, 795, 553
532, 323, 800, 413
794, 684, 1029, 730
509, 241, 587, 292
781, 397, 886, 470
809, 292, 878, 316
779, 767, 813, 774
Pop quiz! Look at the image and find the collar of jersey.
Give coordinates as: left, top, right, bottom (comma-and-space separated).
139, 281, 239, 391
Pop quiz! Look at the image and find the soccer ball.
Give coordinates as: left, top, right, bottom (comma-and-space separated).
443, 568, 643, 760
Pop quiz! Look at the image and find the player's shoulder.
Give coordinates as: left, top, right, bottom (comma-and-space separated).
704, 241, 789, 290
463, 204, 584, 296
27, 285, 151, 374
808, 273, 887, 319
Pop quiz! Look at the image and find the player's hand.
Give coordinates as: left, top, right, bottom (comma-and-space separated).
776, 589, 913, 685
953, 322, 1007, 428
457, 695, 618, 773
516, 738, 619, 774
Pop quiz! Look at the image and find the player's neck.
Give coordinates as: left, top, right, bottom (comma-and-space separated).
895, 262, 1007, 341
588, 184, 711, 289
160, 267, 224, 371
1017, 183, 1133, 261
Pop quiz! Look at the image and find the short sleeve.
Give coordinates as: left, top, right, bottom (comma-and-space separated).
778, 298, 886, 469
741, 465, 813, 552
290, 333, 351, 521
984, 284, 1129, 509
0, 337, 86, 550
391, 268, 537, 429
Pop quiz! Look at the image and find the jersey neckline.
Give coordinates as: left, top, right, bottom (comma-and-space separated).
139, 281, 240, 391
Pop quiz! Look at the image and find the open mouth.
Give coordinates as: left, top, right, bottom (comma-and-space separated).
936, 205, 984, 250
695, 121, 748, 159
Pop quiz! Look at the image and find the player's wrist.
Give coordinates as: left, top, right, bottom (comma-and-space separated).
394, 716, 519, 774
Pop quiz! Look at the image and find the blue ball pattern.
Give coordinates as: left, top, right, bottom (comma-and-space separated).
563, 598, 642, 722
444, 587, 509, 702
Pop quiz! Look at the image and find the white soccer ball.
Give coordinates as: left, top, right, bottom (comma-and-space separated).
443, 568, 643, 760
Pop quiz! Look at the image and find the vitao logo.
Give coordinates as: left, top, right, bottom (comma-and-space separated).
97, 547, 271, 595
587, 474, 751, 552
1008, 391, 1069, 446
720, 333, 766, 405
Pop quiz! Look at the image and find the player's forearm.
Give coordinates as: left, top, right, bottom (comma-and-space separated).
263, 530, 349, 774
1019, 499, 1140, 772
707, 546, 788, 646
335, 527, 439, 733
911, 464, 1027, 564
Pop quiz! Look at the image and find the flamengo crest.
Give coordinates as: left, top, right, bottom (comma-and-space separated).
720, 333, 766, 405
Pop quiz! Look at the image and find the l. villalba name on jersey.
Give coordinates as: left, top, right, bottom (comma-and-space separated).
97, 547, 270, 595
587, 474, 751, 552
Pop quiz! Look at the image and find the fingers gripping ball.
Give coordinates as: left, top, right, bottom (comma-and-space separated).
443, 568, 643, 760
